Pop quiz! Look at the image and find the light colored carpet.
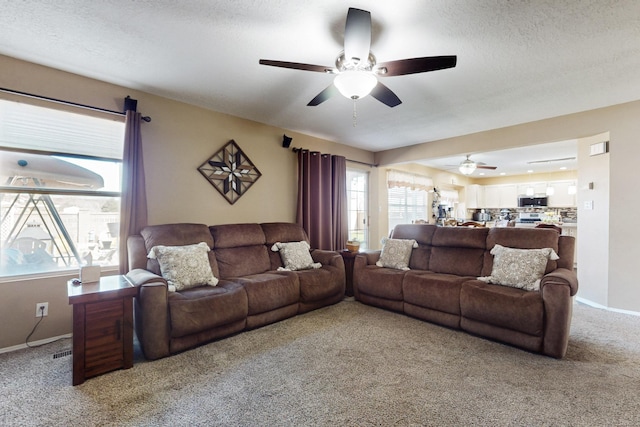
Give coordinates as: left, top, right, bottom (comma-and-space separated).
1, 300, 639, 426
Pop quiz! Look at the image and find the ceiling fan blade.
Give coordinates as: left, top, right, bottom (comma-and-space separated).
476, 165, 497, 170
377, 56, 457, 76
370, 81, 402, 108
259, 59, 335, 73
344, 8, 371, 65
307, 85, 339, 106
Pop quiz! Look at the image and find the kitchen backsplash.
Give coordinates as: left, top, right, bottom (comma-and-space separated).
469, 207, 578, 222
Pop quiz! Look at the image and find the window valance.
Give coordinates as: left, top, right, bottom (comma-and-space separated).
387, 170, 433, 191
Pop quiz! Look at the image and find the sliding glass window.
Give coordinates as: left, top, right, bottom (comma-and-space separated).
0, 99, 125, 278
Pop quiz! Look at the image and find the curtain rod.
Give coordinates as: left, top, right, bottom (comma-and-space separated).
291, 147, 377, 167
0, 87, 151, 122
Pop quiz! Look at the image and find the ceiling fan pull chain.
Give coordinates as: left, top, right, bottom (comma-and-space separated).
352, 98, 358, 127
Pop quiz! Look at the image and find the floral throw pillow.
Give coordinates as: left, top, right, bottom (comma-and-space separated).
478, 244, 559, 291
376, 238, 418, 270
271, 241, 321, 271
147, 242, 218, 292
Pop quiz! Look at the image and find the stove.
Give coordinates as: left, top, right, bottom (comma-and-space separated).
517, 212, 543, 223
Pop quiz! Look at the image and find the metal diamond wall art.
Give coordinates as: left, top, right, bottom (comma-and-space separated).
198, 140, 262, 204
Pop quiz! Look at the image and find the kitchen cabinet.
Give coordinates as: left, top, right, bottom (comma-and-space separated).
465, 184, 484, 209
482, 185, 517, 208
548, 182, 576, 207
471, 181, 575, 209
501, 185, 518, 208
517, 183, 548, 197
517, 182, 576, 207
483, 186, 500, 208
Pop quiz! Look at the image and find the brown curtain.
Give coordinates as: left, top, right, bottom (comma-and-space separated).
118, 110, 148, 273
296, 150, 347, 251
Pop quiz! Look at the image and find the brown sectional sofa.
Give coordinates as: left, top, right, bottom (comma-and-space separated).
126, 222, 345, 360
353, 224, 578, 358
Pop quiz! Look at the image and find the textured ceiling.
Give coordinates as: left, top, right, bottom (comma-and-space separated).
1, 1, 639, 172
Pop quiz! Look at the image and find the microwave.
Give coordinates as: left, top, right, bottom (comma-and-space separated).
518, 196, 548, 207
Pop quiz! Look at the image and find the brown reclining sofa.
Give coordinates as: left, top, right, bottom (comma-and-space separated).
126, 222, 345, 360
353, 224, 578, 358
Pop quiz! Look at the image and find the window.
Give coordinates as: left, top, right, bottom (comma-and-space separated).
0, 99, 125, 278
388, 186, 428, 231
387, 170, 433, 231
346, 169, 368, 249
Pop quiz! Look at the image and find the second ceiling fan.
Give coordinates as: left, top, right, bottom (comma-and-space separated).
259, 7, 457, 108
455, 155, 497, 175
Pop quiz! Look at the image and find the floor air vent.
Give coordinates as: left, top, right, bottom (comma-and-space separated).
53, 349, 72, 359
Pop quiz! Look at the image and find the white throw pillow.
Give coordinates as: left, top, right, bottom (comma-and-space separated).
147, 242, 218, 292
376, 238, 418, 270
271, 241, 321, 271
478, 244, 559, 291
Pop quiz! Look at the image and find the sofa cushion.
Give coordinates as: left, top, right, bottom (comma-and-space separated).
295, 266, 344, 303
460, 280, 544, 337
209, 223, 266, 248
141, 223, 218, 277
428, 227, 488, 276
167, 280, 247, 338
215, 246, 271, 278
148, 242, 219, 291
210, 223, 271, 278
356, 265, 406, 301
271, 241, 321, 271
483, 227, 559, 276
376, 238, 418, 270
261, 222, 309, 244
478, 244, 559, 291
403, 271, 468, 315
390, 224, 436, 270
234, 273, 300, 315
261, 222, 310, 270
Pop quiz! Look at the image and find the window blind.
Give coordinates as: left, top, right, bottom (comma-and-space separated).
0, 99, 124, 160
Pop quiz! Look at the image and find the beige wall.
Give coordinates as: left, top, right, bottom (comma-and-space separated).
0, 55, 374, 350
375, 102, 640, 312
576, 133, 610, 306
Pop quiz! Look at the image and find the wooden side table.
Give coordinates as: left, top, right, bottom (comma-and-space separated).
67, 275, 137, 385
340, 250, 358, 297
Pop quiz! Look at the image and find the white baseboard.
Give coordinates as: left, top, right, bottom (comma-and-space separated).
0, 333, 72, 355
576, 297, 640, 317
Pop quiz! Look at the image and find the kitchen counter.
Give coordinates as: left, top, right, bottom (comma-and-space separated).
514, 222, 577, 228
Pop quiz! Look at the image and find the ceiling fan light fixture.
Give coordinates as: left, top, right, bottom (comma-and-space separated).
458, 159, 477, 175
333, 70, 377, 99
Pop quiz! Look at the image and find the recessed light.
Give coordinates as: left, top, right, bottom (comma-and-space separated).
559, 166, 567, 170
499, 172, 506, 176
479, 172, 485, 176
527, 169, 534, 173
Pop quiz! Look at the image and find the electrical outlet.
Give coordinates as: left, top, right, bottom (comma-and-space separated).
36, 302, 48, 317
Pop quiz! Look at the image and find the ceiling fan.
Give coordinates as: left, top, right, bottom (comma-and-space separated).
454, 155, 497, 175
259, 7, 457, 108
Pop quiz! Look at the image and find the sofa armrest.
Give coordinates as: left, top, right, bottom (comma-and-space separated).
539, 267, 578, 358
356, 250, 381, 267
127, 268, 167, 288
310, 249, 342, 267
127, 235, 149, 271
540, 268, 578, 297
126, 268, 171, 360
312, 249, 346, 284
